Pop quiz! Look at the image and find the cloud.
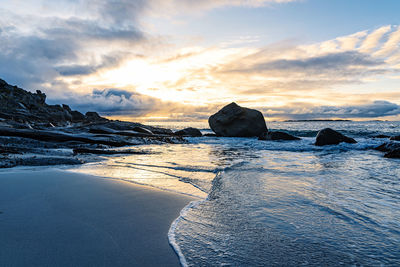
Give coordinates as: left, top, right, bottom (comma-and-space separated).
228, 51, 383, 74
52, 87, 219, 121
54, 88, 170, 116
374, 26, 400, 57
146, 0, 299, 15
260, 101, 400, 120
337, 31, 367, 51
359, 25, 392, 53
0, 0, 148, 90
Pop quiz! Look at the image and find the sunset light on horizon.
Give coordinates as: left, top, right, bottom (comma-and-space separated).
1, 0, 400, 121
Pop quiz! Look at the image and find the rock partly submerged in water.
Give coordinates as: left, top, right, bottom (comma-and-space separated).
384, 149, 400, 158
208, 102, 267, 137
315, 128, 357, 146
374, 142, 400, 158
375, 142, 400, 152
372, 134, 390, 139
259, 131, 301, 141
389, 135, 400, 141
174, 127, 202, 137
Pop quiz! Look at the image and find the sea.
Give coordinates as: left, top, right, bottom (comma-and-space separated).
71, 120, 400, 266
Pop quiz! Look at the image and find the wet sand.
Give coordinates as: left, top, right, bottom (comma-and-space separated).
0, 168, 194, 266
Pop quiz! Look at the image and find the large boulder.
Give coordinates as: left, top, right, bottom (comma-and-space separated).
174, 127, 202, 137
315, 128, 356, 146
208, 102, 267, 137
259, 131, 300, 141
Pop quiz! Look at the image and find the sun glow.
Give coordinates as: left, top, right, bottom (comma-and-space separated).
81, 46, 255, 106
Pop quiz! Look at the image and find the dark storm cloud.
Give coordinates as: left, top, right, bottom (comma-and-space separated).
261, 101, 400, 120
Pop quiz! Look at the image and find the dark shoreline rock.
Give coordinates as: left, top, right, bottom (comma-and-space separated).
73, 148, 150, 155
174, 127, 202, 137
259, 131, 301, 141
390, 136, 400, 141
0, 127, 133, 147
372, 134, 390, 139
375, 142, 400, 152
208, 102, 267, 137
384, 149, 400, 158
315, 128, 357, 146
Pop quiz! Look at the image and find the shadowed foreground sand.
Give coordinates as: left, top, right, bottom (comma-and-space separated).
0, 168, 194, 267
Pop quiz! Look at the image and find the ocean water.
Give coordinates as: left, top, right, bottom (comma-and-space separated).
71, 121, 400, 266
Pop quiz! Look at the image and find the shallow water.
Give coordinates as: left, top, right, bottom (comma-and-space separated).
71, 121, 400, 266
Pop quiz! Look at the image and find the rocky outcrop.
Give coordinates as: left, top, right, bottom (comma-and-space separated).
174, 127, 202, 137
208, 102, 267, 137
315, 128, 357, 146
390, 136, 400, 141
259, 131, 300, 141
0, 79, 88, 126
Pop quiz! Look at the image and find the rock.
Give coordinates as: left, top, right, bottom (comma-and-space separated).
174, 127, 202, 137
85, 111, 105, 122
372, 134, 390, 139
89, 126, 117, 135
35, 90, 46, 105
384, 149, 400, 158
259, 131, 300, 141
62, 104, 72, 112
204, 133, 217, 137
73, 148, 149, 155
375, 142, 400, 152
0, 146, 22, 154
0, 79, 94, 126
0, 126, 133, 147
390, 136, 400, 141
150, 127, 173, 135
132, 126, 153, 135
315, 128, 357, 146
208, 102, 267, 137
70, 110, 86, 122
89, 126, 153, 137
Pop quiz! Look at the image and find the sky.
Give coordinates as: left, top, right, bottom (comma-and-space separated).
1, 0, 400, 121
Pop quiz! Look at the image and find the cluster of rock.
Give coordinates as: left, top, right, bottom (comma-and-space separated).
1, 79, 399, 167
0, 79, 203, 168
208, 102, 400, 158
207, 102, 356, 145
0, 79, 101, 127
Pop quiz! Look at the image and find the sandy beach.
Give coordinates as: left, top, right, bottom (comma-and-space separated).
0, 168, 194, 267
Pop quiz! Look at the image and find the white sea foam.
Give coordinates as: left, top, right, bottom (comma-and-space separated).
168, 200, 202, 267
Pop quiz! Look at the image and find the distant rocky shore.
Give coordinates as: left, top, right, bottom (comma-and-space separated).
1, 79, 399, 168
